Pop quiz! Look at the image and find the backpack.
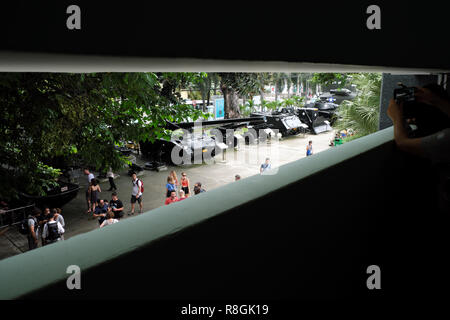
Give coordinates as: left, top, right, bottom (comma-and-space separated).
134, 179, 144, 193
19, 217, 35, 235
46, 222, 60, 242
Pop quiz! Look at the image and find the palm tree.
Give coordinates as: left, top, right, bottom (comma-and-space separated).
240, 100, 256, 117
334, 73, 382, 136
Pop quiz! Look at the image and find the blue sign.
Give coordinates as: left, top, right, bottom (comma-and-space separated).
215, 98, 225, 119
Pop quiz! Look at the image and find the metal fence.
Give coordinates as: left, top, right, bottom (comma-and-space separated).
0, 204, 35, 229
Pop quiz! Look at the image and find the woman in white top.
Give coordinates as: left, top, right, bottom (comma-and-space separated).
106, 167, 117, 191
100, 209, 119, 228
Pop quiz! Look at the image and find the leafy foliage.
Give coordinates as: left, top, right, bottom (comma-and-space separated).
310, 73, 353, 87
334, 73, 382, 136
0, 72, 204, 199
239, 100, 256, 117
282, 95, 305, 108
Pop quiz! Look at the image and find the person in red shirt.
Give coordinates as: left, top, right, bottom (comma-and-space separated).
178, 190, 186, 201
164, 191, 178, 205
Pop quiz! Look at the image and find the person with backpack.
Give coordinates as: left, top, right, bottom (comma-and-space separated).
42, 211, 65, 245
39, 206, 52, 246
21, 207, 41, 251
53, 208, 66, 240
130, 172, 143, 215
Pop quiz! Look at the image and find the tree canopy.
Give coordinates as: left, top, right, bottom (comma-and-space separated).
334, 73, 382, 136
0, 72, 204, 199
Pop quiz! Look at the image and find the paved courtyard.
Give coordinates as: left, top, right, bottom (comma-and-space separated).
0, 130, 336, 260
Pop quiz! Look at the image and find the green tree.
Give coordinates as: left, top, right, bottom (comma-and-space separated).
310, 73, 352, 88
0, 72, 204, 200
239, 99, 257, 117
334, 73, 382, 136
218, 73, 262, 118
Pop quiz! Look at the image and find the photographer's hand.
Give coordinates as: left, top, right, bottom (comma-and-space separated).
387, 99, 424, 157
415, 87, 450, 118
387, 98, 403, 123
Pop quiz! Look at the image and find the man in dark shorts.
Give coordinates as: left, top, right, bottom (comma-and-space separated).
130, 172, 143, 215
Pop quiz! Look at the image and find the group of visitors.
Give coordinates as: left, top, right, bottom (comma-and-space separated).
21, 166, 247, 250
91, 192, 123, 227
164, 171, 207, 205
25, 206, 65, 250
84, 169, 142, 218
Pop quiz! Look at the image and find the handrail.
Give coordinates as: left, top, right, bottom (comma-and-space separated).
0, 204, 35, 229
0, 127, 394, 299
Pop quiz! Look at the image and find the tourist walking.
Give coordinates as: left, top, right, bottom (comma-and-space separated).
89, 179, 102, 214
130, 172, 143, 215
106, 167, 117, 191
306, 141, 313, 156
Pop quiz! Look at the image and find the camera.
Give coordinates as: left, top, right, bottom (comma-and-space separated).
393, 83, 450, 138
394, 83, 416, 105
